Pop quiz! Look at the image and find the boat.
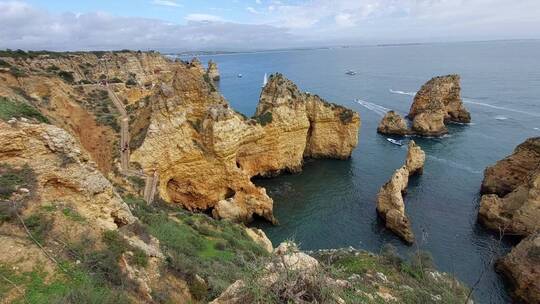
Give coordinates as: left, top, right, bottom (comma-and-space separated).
386, 138, 403, 146
262, 73, 268, 87
345, 70, 357, 75
237, 73, 243, 78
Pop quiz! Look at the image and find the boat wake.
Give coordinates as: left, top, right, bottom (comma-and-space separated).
463, 98, 540, 117
389, 89, 416, 97
427, 155, 482, 174
354, 99, 390, 117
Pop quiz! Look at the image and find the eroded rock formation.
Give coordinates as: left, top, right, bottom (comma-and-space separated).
376, 140, 425, 244
478, 137, 540, 303
377, 110, 410, 136
207, 60, 220, 81
378, 75, 471, 137
132, 72, 360, 223
496, 232, 540, 303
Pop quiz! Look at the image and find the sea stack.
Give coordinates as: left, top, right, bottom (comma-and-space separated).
377, 75, 471, 137
376, 140, 425, 244
207, 60, 220, 81
408, 75, 470, 136
478, 137, 540, 303
377, 110, 410, 136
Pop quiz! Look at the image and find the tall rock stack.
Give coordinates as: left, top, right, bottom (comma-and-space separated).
207, 60, 220, 81
376, 140, 425, 244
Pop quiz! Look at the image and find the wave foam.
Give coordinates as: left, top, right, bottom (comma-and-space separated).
389, 89, 416, 97
427, 155, 482, 174
354, 99, 390, 117
463, 99, 540, 117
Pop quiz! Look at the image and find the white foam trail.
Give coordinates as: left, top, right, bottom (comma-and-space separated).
463, 98, 540, 117
534, 127, 539, 131
494, 115, 508, 120
427, 155, 482, 174
354, 99, 390, 117
389, 89, 416, 97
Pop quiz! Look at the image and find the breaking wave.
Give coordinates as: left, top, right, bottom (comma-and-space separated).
494, 115, 508, 120
354, 99, 390, 117
389, 89, 416, 97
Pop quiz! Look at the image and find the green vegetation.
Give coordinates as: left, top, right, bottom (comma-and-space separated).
127, 176, 146, 191
0, 97, 49, 123
124, 195, 268, 301
57, 71, 75, 84
0, 264, 131, 304
253, 111, 273, 126
0, 58, 11, 68
24, 213, 53, 243
79, 89, 120, 132
0, 164, 36, 201
339, 108, 354, 124
61, 207, 85, 222
125, 79, 137, 86
9, 66, 27, 78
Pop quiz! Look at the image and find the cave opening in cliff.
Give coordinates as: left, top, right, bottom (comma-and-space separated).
225, 187, 236, 199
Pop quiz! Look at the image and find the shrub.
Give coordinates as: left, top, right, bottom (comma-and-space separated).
0, 59, 11, 68
125, 79, 137, 86
58, 71, 75, 84
339, 109, 354, 124
0, 163, 36, 200
381, 243, 402, 267
0, 97, 49, 123
24, 213, 53, 243
9, 66, 27, 77
253, 111, 273, 126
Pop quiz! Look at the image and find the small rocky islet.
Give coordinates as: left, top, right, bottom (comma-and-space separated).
0, 50, 536, 303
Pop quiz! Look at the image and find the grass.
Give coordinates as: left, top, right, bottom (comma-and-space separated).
61, 207, 85, 222
0, 97, 49, 123
339, 109, 354, 124
123, 195, 268, 301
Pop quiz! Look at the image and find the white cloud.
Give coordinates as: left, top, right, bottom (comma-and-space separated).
246, 7, 260, 14
0, 0, 539, 51
184, 14, 224, 22
151, 0, 182, 8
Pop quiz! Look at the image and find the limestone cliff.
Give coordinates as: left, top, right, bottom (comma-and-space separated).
132, 72, 360, 223
478, 137, 540, 303
478, 137, 540, 236
377, 110, 410, 136
376, 140, 425, 244
0, 120, 193, 302
496, 232, 540, 304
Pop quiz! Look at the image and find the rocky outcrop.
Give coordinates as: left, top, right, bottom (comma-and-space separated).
478, 137, 540, 236
481, 137, 540, 196
245, 227, 273, 253
409, 75, 471, 123
376, 166, 414, 244
207, 60, 220, 81
377, 110, 410, 136
376, 140, 425, 244
132, 72, 360, 223
478, 137, 540, 303
496, 232, 540, 303
378, 75, 470, 137
405, 140, 426, 175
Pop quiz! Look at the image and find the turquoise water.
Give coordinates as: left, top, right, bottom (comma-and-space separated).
190, 40, 540, 303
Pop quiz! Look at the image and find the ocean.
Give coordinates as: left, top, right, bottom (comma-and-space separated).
188, 40, 540, 303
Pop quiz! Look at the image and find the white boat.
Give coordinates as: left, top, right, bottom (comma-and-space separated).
237, 74, 243, 78
262, 73, 268, 87
345, 70, 356, 75
386, 138, 403, 146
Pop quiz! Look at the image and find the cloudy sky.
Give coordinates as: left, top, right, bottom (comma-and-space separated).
1, 0, 539, 51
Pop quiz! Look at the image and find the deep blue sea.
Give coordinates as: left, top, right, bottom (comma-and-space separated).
187, 40, 540, 303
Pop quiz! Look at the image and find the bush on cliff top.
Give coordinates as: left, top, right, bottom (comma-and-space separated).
0, 97, 49, 123
123, 195, 268, 301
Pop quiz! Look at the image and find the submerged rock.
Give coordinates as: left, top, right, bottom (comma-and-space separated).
377, 110, 410, 136
496, 232, 540, 304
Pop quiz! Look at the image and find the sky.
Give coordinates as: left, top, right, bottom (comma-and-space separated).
1, 0, 540, 51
